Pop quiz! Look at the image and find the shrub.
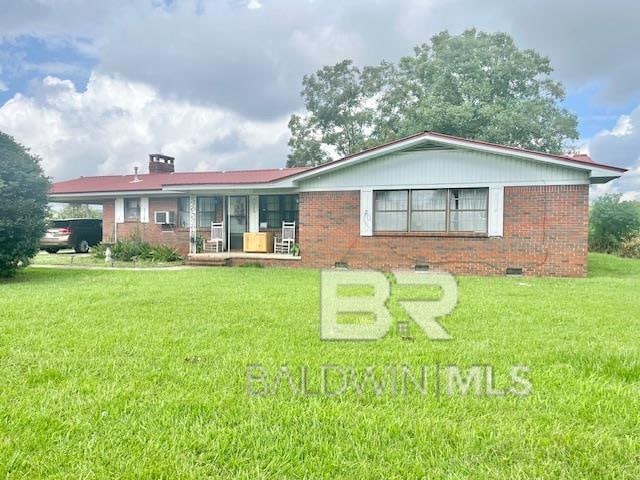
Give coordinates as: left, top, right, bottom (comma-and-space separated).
239, 262, 263, 268
149, 244, 182, 262
92, 243, 108, 259
195, 235, 205, 254
589, 194, 640, 253
619, 235, 640, 259
92, 238, 182, 263
0, 132, 50, 277
110, 237, 152, 261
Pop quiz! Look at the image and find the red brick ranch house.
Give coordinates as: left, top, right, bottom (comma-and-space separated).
49, 131, 626, 276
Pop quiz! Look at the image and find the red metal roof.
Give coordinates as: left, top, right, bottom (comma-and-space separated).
50, 131, 625, 196
50, 167, 310, 194
565, 153, 594, 164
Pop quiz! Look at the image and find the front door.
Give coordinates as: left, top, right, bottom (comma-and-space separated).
228, 196, 247, 251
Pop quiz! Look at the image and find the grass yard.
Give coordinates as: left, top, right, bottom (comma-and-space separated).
0, 254, 639, 478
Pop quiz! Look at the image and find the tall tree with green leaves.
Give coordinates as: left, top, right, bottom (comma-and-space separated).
286, 114, 330, 167
0, 131, 50, 277
286, 59, 379, 167
287, 29, 578, 166
51, 203, 102, 220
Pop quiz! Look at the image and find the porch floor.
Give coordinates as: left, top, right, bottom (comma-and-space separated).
188, 252, 301, 261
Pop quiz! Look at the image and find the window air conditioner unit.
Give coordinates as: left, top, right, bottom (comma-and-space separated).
154, 211, 176, 225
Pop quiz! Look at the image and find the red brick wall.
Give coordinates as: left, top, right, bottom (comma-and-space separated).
102, 199, 115, 242
102, 198, 193, 255
297, 185, 589, 277
101, 185, 588, 276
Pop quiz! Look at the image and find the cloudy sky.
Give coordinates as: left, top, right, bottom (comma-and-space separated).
0, 0, 638, 198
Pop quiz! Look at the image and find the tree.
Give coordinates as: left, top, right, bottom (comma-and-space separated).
287, 59, 379, 166
0, 132, 50, 277
51, 203, 102, 220
287, 29, 579, 166
589, 194, 640, 253
286, 114, 330, 167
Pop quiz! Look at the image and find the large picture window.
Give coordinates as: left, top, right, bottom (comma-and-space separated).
374, 188, 488, 234
259, 195, 299, 229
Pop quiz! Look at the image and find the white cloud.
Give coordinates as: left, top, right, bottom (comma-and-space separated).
585, 106, 640, 198
0, 0, 638, 119
86, 0, 640, 115
608, 115, 633, 137
0, 80, 7, 92
588, 106, 640, 170
1, 0, 639, 195
0, 73, 289, 181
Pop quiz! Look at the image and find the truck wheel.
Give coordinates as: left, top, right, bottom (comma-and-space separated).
75, 240, 90, 253
45, 248, 60, 254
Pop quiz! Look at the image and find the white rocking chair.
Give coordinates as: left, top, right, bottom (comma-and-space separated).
274, 221, 296, 254
206, 222, 224, 252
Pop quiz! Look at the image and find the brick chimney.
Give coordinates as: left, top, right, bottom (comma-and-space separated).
148, 154, 175, 174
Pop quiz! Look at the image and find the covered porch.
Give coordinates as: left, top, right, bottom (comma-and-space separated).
181, 192, 299, 256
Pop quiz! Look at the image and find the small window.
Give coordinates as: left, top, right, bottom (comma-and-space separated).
178, 197, 190, 228
124, 198, 140, 221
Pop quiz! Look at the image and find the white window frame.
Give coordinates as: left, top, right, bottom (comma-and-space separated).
124, 198, 141, 221
373, 187, 490, 234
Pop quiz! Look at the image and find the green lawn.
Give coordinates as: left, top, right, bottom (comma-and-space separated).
0, 254, 638, 478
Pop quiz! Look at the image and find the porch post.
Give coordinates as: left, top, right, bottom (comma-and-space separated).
227, 195, 231, 252
189, 195, 197, 254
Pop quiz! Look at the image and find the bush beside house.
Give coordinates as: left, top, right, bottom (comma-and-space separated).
93, 237, 182, 263
589, 194, 640, 258
619, 236, 640, 259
